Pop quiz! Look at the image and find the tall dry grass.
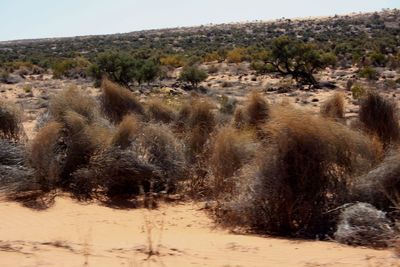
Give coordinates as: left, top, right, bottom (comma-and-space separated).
222, 105, 379, 237
359, 92, 400, 147
0, 101, 23, 140
320, 92, 345, 119
146, 99, 176, 123
101, 78, 144, 123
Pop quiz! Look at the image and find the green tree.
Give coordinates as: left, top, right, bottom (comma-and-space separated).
135, 60, 160, 85
88, 51, 137, 86
263, 36, 337, 86
179, 65, 208, 87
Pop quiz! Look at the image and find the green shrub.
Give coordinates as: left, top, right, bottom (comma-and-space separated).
179, 65, 208, 87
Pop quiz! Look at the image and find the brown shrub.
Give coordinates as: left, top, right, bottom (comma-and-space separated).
186, 98, 216, 162
71, 147, 160, 199
320, 92, 345, 119
29, 122, 63, 190
232, 106, 247, 129
210, 127, 257, 197
353, 150, 400, 210
146, 99, 176, 123
359, 92, 400, 147
110, 115, 141, 149
49, 86, 99, 124
101, 78, 144, 123
245, 92, 269, 127
334, 203, 395, 247
223, 106, 378, 237
0, 101, 23, 140
138, 124, 186, 192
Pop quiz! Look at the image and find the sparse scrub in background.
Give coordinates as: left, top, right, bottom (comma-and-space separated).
223, 106, 379, 237
320, 93, 345, 119
146, 99, 176, 123
351, 84, 366, 99
179, 66, 208, 88
160, 54, 186, 68
0, 101, 23, 141
227, 47, 247, 63
334, 203, 395, 247
359, 92, 400, 146
101, 78, 144, 123
359, 66, 378, 80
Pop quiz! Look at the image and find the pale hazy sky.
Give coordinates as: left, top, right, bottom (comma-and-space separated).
0, 0, 399, 41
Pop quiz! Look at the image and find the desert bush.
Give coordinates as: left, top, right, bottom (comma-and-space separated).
227, 48, 247, 63
101, 78, 144, 123
71, 147, 160, 199
0, 139, 25, 166
29, 122, 63, 190
210, 127, 257, 197
320, 93, 345, 119
223, 106, 379, 237
351, 84, 366, 99
110, 115, 141, 149
88, 51, 136, 86
359, 92, 399, 146
353, 151, 400, 210
334, 203, 395, 247
49, 86, 99, 124
185, 98, 216, 162
179, 65, 208, 87
146, 99, 176, 123
160, 54, 186, 68
0, 101, 23, 140
219, 95, 237, 115
242, 92, 269, 128
359, 66, 378, 80
232, 106, 247, 129
138, 124, 186, 192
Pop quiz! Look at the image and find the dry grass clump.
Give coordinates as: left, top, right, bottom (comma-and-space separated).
320, 92, 345, 119
110, 115, 141, 149
0, 101, 23, 140
29, 122, 63, 190
334, 203, 395, 247
223, 106, 378, 237
210, 127, 258, 197
71, 147, 160, 199
359, 92, 400, 146
245, 92, 269, 127
138, 124, 186, 193
49, 87, 99, 124
146, 99, 176, 123
101, 78, 144, 123
353, 150, 400, 210
185, 98, 216, 162
0, 139, 25, 166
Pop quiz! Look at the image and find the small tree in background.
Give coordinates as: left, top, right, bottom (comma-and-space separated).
260, 36, 337, 87
179, 65, 208, 88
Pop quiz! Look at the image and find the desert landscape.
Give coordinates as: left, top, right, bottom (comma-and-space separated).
1, 4, 400, 267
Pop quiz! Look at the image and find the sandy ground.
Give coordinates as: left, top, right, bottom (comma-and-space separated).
0, 197, 398, 267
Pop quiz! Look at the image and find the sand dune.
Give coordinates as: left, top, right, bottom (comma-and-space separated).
0, 197, 397, 267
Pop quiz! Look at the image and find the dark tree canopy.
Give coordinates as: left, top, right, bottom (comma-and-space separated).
263, 36, 337, 86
